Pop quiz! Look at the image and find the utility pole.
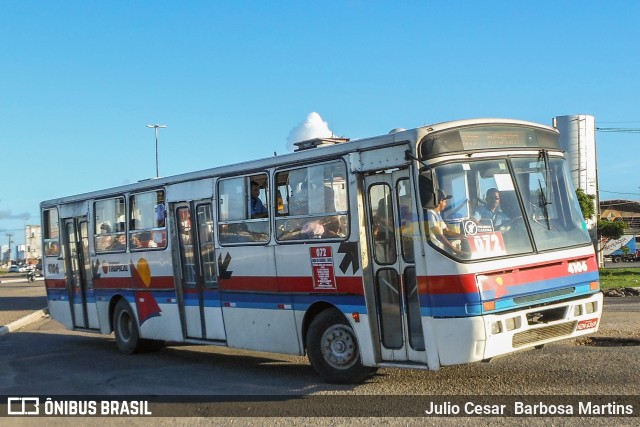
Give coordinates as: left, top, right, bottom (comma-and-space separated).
146, 124, 167, 178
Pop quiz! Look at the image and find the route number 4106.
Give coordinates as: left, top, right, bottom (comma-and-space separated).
568, 260, 588, 274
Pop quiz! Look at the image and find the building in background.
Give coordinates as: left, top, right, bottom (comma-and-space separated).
554, 114, 598, 230
600, 200, 640, 233
1, 244, 9, 264
25, 224, 42, 263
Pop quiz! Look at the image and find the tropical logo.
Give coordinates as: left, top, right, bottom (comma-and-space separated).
130, 258, 161, 325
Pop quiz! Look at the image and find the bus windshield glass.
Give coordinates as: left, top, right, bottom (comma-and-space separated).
422, 156, 591, 261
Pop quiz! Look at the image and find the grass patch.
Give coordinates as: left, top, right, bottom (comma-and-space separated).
599, 267, 640, 289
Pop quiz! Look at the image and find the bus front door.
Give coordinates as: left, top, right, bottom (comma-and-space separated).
365, 169, 425, 362
174, 201, 226, 341
62, 217, 99, 329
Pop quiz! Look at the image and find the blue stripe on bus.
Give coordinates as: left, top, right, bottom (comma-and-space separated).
422, 271, 599, 317
47, 289, 366, 312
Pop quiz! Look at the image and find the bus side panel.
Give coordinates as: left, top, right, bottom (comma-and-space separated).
131, 250, 183, 342
44, 255, 72, 329
91, 249, 184, 342
46, 279, 73, 329
218, 246, 301, 353
275, 242, 371, 359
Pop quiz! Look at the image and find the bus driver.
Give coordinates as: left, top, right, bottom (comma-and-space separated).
427, 190, 465, 255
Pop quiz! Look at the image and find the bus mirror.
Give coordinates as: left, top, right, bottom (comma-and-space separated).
418, 173, 436, 209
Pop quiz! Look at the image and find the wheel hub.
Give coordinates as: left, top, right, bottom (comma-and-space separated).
321, 325, 358, 370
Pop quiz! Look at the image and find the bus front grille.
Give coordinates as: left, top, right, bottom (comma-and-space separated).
512, 321, 577, 348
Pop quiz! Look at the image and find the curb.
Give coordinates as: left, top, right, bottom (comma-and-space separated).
0, 308, 49, 336
0, 277, 44, 284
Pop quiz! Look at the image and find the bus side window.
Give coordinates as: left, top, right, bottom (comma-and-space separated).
275, 161, 348, 242
218, 174, 269, 245
94, 197, 126, 253
43, 208, 61, 257
128, 190, 167, 250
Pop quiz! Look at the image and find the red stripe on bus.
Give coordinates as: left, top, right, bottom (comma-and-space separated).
93, 276, 175, 289
217, 276, 365, 294
45, 279, 66, 289
278, 276, 364, 294
418, 274, 477, 295
418, 255, 597, 295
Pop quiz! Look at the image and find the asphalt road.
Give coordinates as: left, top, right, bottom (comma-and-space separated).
603, 260, 640, 269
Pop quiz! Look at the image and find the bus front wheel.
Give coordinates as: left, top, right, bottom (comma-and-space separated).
113, 299, 142, 354
306, 308, 373, 384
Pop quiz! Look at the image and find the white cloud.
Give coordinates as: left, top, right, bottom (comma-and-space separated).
286, 112, 334, 152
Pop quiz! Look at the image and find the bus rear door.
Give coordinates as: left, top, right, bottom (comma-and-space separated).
173, 201, 226, 341
364, 169, 426, 363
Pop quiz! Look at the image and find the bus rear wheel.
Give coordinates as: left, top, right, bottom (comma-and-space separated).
306, 308, 373, 384
113, 299, 142, 354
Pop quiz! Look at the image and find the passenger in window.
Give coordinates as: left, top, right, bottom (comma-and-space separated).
132, 231, 155, 248
321, 216, 342, 238
427, 190, 465, 255
374, 195, 394, 241
289, 174, 308, 215
155, 203, 166, 227
250, 181, 268, 219
301, 220, 325, 238
45, 241, 60, 257
100, 223, 112, 234
473, 188, 510, 229
108, 234, 127, 251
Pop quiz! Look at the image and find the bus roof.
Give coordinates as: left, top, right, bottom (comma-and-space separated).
41, 118, 556, 207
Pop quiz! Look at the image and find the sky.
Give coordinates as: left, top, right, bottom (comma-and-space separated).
1, 1, 639, 246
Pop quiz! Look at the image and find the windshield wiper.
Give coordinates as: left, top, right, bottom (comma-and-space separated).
537, 150, 552, 230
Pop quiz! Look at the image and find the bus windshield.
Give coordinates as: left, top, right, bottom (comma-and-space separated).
422, 156, 591, 261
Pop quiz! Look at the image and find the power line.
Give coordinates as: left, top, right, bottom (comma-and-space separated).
599, 190, 640, 196
596, 127, 640, 133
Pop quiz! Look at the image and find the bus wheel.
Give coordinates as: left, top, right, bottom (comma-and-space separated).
306, 308, 371, 384
113, 299, 142, 354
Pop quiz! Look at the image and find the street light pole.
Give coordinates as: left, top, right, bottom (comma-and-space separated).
146, 124, 167, 178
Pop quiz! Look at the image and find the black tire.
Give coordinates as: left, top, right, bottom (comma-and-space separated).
113, 299, 142, 354
306, 308, 372, 384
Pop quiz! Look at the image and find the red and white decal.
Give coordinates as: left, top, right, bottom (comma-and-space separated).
576, 318, 598, 331
310, 246, 337, 290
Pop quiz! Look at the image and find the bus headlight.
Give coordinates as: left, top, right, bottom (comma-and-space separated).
491, 321, 502, 334
505, 316, 521, 331
574, 305, 583, 316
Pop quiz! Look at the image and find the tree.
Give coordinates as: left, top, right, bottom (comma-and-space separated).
597, 218, 626, 241
576, 189, 596, 220
576, 189, 627, 255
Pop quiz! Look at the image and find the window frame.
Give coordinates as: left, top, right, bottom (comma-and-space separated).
43, 208, 60, 257
94, 196, 127, 253
128, 189, 168, 251
217, 172, 270, 246
274, 159, 350, 243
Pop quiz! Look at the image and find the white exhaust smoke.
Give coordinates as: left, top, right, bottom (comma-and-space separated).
286, 112, 334, 152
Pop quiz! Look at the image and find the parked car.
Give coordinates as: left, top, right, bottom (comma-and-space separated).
8, 265, 19, 273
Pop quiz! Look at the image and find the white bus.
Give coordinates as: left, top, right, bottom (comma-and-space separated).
41, 118, 602, 383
